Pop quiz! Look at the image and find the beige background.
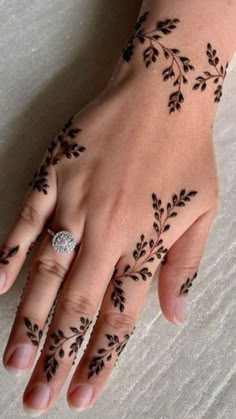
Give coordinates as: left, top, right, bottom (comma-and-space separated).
0, 1, 235, 418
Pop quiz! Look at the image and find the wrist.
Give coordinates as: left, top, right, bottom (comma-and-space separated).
105, 10, 231, 123
139, 0, 236, 60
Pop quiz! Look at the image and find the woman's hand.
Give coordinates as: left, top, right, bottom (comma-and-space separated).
0, 59, 220, 413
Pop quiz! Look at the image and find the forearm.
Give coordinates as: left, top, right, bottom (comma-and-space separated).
140, 0, 236, 60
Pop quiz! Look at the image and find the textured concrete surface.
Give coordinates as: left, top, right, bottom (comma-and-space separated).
0, 1, 235, 418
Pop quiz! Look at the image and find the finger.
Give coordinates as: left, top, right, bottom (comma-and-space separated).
66, 188, 201, 410
0, 167, 57, 294
67, 248, 156, 412
21, 233, 120, 416
157, 207, 217, 325
2, 216, 82, 376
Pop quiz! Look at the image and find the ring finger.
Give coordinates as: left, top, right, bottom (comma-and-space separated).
22, 227, 121, 416
2, 218, 82, 375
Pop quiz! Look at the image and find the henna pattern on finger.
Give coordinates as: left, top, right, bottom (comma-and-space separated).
44, 317, 92, 381
14, 270, 31, 318
26, 233, 42, 256
161, 252, 168, 265
29, 116, 86, 194
44, 281, 65, 328
0, 245, 19, 265
16, 269, 30, 304
111, 189, 198, 312
26, 241, 36, 256
122, 12, 194, 113
179, 271, 198, 296
193, 43, 228, 103
24, 317, 43, 346
88, 328, 135, 379
22, 279, 65, 355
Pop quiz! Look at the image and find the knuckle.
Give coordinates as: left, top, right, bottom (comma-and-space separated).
60, 293, 94, 318
101, 310, 136, 332
174, 264, 199, 276
33, 258, 67, 283
17, 204, 42, 229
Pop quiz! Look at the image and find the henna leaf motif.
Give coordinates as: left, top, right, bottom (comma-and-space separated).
179, 271, 198, 296
111, 189, 198, 312
0, 245, 20, 265
29, 117, 86, 194
122, 11, 194, 113
193, 43, 228, 103
24, 317, 43, 346
43, 316, 91, 381
88, 331, 133, 379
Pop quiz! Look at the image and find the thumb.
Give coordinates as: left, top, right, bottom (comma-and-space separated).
157, 206, 217, 325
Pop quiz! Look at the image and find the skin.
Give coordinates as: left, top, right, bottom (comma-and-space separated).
0, 0, 236, 415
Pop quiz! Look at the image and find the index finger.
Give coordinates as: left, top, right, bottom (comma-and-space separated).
0, 167, 57, 294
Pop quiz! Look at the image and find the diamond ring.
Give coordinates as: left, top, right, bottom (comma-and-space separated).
47, 228, 79, 254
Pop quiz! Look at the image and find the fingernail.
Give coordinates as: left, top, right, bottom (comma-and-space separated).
5, 343, 33, 373
23, 383, 51, 413
173, 296, 186, 325
0, 270, 6, 291
68, 384, 94, 411
23, 405, 44, 417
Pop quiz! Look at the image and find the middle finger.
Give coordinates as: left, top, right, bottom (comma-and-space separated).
22, 229, 120, 415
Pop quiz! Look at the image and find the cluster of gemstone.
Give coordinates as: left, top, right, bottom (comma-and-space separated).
52, 231, 76, 253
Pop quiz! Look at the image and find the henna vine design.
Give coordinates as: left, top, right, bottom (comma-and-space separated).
23, 279, 65, 355
15, 270, 31, 316
179, 271, 198, 296
26, 241, 36, 256
44, 317, 92, 381
24, 317, 43, 347
29, 116, 86, 194
122, 12, 194, 113
111, 189, 198, 312
193, 43, 228, 103
45, 281, 65, 328
0, 245, 19, 265
26, 233, 42, 256
88, 328, 135, 379
161, 253, 168, 265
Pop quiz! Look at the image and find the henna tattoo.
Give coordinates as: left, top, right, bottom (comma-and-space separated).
122, 12, 194, 113
0, 245, 19, 265
22, 279, 65, 356
161, 252, 168, 265
26, 233, 42, 256
88, 329, 134, 379
26, 241, 36, 256
111, 189, 198, 312
24, 317, 43, 346
193, 43, 228, 103
45, 281, 65, 328
179, 271, 198, 296
44, 317, 91, 381
15, 270, 31, 317
29, 116, 86, 194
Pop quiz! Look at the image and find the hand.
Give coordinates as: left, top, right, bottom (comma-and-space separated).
0, 60, 219, 414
